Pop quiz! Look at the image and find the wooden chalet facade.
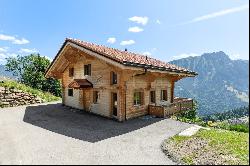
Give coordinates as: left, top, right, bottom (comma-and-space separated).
45, 38, 197, 121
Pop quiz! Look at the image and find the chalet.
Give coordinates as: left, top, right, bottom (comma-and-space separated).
45, 38, 197, 121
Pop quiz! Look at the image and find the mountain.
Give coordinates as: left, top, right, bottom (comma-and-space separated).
170, 51, 249, 115
0, 65, 16, 80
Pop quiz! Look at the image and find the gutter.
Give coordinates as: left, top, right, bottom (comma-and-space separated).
123, 61, 198, 76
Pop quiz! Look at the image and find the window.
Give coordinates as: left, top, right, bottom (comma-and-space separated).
93, 91, 99, 103
150, 91, 156, 103
161, 90, 168, 101
68, 89, 73, 97
84, 64, 91, 76
69, 68, 74, 77
111, 71, 117, 85
134, 91, 143, 106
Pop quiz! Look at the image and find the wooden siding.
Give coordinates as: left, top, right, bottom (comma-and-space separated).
149, 98, 194, 118
64, 88, 82, 109
61, 50, 122, 119
60, 46, 176, 121
125, 75, 173, 120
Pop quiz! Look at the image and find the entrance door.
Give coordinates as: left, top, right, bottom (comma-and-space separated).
112, 93, 118, 117
83, 90, 91, 112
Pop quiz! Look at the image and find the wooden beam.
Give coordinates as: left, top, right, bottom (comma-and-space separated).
50, 71, 63, 79
171, 81, 175, 103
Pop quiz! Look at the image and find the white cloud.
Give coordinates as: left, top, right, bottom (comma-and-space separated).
13, 38, 29, 45
156, 19, 162, 24
129, 16, 149, 25
0, 34, 15, 41
171, 53, 199, 61
0, 53, 17, 64
0, 34, 30, 45
0, 47, 9, 52
143, 52, 151, 56
184, 4, 249, 24
120, 40, 135, 46
128, 26, 144, 33
107, 37, 116, 44
19, 48, 38, 53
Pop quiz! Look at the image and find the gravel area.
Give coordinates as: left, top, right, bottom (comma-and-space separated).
162, 132, 244, 165
0, 102, 192, 165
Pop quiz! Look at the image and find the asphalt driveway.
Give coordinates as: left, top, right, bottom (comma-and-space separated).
0, 102, 193, 165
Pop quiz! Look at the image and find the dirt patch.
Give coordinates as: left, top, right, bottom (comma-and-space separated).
162, 137, 242, 165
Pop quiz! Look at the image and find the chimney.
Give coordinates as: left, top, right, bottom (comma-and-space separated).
146, 56, 148, 60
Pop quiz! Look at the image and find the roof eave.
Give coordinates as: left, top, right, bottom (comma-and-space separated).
45, 39, 198, 78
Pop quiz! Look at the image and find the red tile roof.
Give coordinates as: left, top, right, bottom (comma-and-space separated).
66, 38, 197, 75
46, 38, 197, 76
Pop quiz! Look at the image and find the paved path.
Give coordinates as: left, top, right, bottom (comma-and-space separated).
0, 102, 193, 165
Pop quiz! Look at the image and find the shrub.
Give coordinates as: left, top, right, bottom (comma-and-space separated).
173, 100, 200, 123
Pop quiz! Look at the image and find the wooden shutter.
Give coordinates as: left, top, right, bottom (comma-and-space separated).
165, 89, 168, 101
84, 65, 87, 75
150, 91, 156, 103
88, 64, 91, 76
69, 68, 74, 77
93, 91, 98, 103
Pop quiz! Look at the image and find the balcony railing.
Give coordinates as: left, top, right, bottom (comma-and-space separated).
148, 97, 194, 118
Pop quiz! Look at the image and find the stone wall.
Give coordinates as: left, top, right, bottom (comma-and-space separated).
0, 86, 44, 108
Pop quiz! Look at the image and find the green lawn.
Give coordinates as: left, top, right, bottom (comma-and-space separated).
0, 80, 61, 102
165, 129, 249, 165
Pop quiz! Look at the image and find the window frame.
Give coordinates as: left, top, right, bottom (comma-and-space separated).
93, 91, 99, 104
133, 91, 144, 106
150, 90, 156, 103
111, 71, 118, 85
84, 64, 91, 76
69, 67, 74, 77
161, 89, 168, 101
68, 89, 73, 97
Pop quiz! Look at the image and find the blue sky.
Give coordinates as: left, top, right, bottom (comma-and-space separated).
0, 0, 249, 64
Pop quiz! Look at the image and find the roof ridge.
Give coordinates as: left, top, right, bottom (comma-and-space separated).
67, 38, 155, 59
65, 38, 197, 75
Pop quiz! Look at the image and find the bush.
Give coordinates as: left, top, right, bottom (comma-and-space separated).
5, 54, 61, 97
229, 124, 249, 133
216, 121, 249, 133
173, 100, 200, 123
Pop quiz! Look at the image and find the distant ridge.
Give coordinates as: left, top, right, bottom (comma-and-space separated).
0, 65, 16, 80
170, 51, 249, 115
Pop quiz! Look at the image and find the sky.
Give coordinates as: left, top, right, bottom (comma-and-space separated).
0, 0, 249, 65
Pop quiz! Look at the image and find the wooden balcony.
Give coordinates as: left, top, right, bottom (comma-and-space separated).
148, 97, 194, 118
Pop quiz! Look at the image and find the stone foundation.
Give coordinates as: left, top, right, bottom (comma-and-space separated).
0, 86, 44, 108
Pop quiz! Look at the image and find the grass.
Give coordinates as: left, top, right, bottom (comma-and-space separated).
216, 121, 249, 133
172, 115, 249, 133
169, 129, 249, 165
197, 129, 249, 163
0, 80, 61, 102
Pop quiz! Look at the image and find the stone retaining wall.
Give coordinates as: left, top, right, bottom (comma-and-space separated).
0, 86, 44, 108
